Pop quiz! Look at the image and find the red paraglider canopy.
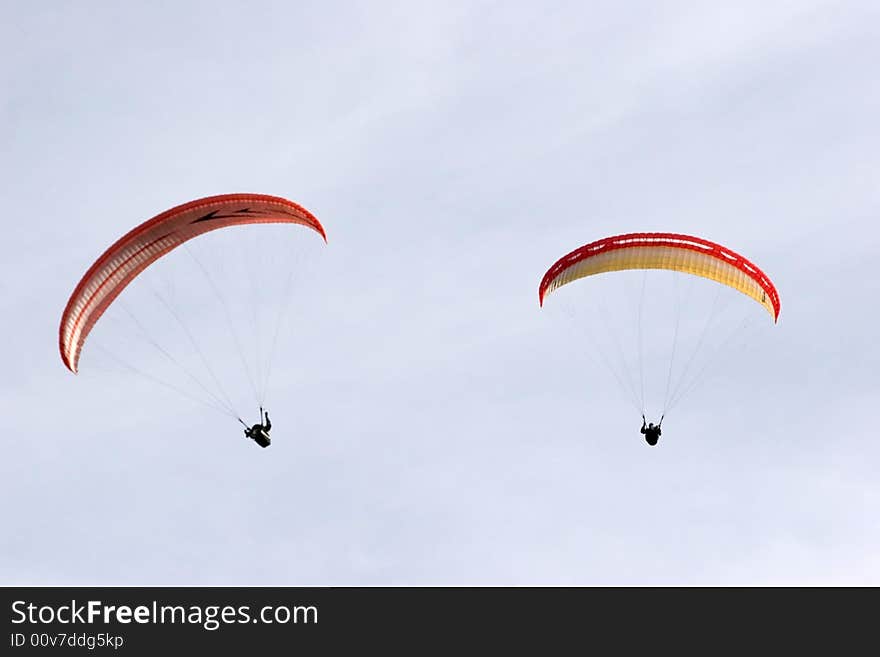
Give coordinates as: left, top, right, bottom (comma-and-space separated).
59, 193, 326, 373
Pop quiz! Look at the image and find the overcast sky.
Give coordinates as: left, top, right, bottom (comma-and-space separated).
2, 0, 878, 585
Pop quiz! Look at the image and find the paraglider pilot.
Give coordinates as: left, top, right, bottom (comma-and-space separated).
641, 414, 662, 446
245, 407, 272, 448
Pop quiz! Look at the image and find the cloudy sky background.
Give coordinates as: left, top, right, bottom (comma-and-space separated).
2, 0, 878, 585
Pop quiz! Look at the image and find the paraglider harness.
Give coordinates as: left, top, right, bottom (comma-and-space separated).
641, 414, 663, 446
243, 408, 272, 448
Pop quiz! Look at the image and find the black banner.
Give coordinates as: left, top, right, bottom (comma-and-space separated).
1, 587, 871, 652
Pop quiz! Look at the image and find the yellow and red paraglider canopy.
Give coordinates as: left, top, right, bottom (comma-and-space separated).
539, 232, 780, 322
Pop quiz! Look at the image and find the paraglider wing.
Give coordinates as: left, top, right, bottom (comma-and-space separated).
538, 232, 780, 321
59, 193, 326, 373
